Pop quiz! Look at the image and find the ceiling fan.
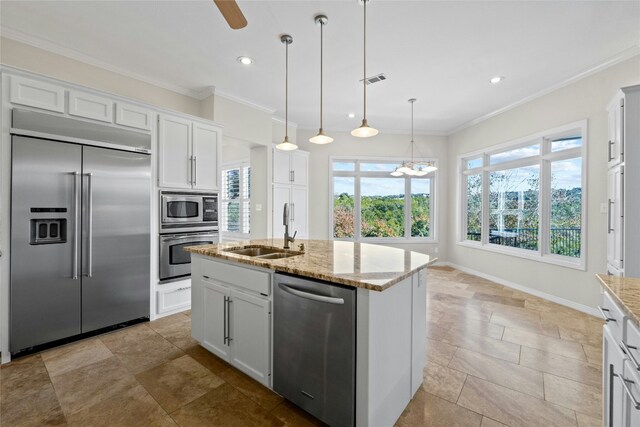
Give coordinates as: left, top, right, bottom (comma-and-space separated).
214, 0, 248, 30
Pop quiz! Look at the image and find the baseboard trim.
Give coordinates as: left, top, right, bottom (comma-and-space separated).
435, 262, 600, 318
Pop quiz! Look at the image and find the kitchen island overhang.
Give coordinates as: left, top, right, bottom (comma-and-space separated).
186, 239, 435, 427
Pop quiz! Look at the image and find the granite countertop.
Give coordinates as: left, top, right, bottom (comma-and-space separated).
597, 274, 640, 325
185, 239, 436, 291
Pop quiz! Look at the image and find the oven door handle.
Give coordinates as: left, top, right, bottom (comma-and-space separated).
160, 234, 218, 242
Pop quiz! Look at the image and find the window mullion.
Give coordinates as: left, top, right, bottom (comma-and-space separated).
539, 158, 550, 256
481, 154, 490, 245
354, 161, 362, 240
405, 177, 411, 239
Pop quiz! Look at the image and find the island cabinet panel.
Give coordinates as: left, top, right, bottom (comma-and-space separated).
202, 279, 230, 360
200, 258, 270, 296
411, 270, 427, 396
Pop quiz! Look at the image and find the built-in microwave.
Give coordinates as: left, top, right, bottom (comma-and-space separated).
160, 191, 218, 234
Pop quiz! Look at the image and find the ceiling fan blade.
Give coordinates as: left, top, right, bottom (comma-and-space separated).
213, 0, 247, 30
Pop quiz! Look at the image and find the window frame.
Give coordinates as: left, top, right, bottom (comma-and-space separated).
457, 120, 588, 270
329, 156, 438, 243
220, 161, 251, 239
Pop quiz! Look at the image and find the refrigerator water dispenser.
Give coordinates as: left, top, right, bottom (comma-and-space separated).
30, 218, 67, 244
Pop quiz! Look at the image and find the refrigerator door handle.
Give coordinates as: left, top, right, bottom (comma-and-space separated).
72, 171, 80, 279
86, 173, 94, 278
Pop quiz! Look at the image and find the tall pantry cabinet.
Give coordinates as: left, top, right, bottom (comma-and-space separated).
606, 85, 640, 277
272, 148, 309, 240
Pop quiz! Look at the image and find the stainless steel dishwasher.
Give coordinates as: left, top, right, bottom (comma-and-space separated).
273, 273, 356, 427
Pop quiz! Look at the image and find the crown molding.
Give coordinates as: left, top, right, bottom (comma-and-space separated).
196, 86, 216, 100
447, 44, 640, 136
271, 116, 298, 129
215, 89, 275, 114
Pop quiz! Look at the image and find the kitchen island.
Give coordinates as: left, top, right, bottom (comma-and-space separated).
185, 239, 434, 427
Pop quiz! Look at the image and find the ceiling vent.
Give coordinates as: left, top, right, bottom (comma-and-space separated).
359, 73, 386, 85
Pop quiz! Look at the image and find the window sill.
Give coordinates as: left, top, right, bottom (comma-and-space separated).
456, 240, 586, 271
334, 237, 439, 244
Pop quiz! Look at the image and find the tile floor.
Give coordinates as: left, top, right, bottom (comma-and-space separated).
0, 266, 604, 426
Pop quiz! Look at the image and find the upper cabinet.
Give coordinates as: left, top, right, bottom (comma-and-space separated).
68, 90, 114, 123
273, 149, 308, 186
115, 103, 153, 131
608, 93, 624, 168
10, 76, 65, 113
158, 114, 221, 191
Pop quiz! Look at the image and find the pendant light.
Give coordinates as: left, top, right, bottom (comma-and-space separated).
309, 15, 333, 145
391, 99, 438, 177
276, 34, 298, 151
351, 0, 378, 138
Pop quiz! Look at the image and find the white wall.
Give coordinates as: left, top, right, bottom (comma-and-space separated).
295, 130, 448, 258
447, 55, 640, 308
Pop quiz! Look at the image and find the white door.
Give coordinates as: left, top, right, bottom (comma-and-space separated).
608, 98, 624, 168
607, 165, 624, 269
159, 115, 192, 189
228, 289, 271, 386
192, 122, 220, 190
273, 149, 292, 185
202, 279, 230, 361
290, 151, 309, 186
604, 325, 626, 427
411, 270, 427, 396
290, 186, 308, 239
273, 184, 291, 240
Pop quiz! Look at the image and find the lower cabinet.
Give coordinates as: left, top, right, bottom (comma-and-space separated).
192, 258, 272, 387
604, 325, 626, 427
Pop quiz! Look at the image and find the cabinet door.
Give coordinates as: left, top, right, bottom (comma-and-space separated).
273, 149, 292, 184
607, 165, 624, 269
608, 97, 624, 168
10, 76, 65, 113
229, 289, 271, 386
290, 186, 308, 239
202, 279, 230, 361
159, 115, 192, 189
273, 184, 291, 239
115, 103, 152, 131
411, 269, 427, 397
624, 361, 640, 427
68, 90, 114, 123
604, 325, 626, 427
290, 151, 308, 186
192, 122, 220, 190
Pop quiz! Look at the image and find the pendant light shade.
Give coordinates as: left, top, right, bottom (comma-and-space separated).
276, 34, 298, 151
310, 15, 333, 145
351, 0, 378, 138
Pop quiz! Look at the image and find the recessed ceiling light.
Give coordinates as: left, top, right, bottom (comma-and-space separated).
237, 56, 253, 65
348, 113, 355, 118
490, 76, 505, 84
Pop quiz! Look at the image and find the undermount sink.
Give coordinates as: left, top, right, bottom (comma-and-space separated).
223, 246, 302, 260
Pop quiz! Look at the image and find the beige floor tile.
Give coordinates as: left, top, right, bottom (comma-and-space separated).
99, 323, 158, 351
426, 320, 450, 341
422, 361, 467, 402
443, 330, 521, 363
490, 310, 560, 338
135, 354, 224, 413
270, 401, 327, 427
559, 325, 602, 348
0, 354, 52, 406
582, 344, 603, 365
0, 380, 66, 427
396, 389, 483, 427
149, 313, 198, 350
65, 384, 175, 426
41, 338, 113, 378
438, 317, 505, 340
170, 383, 284, 427
481, 417, 509, 427
502, 328, 586, 361
51, 356, 138, 416
457, 376, 577, 427
428, 283, 476, 298
104, 331, 184, 374
448, 348, 544, 398
576, 412, 601, 427
218, 366, 284, 411
520, 346, 601, 387
543, 373, 601, 419
472, 293, 526, 307
426, 338, 458, 366
184, 344, 233, 375
437, 306, 493, 323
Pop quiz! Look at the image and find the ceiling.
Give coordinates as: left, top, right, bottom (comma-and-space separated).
1, 1, 639, 134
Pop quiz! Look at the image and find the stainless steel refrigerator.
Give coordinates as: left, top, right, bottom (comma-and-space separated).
10, 109, 151, 354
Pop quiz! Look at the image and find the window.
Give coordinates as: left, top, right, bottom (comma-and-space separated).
331, 158, 436, 241
459, 121, 586, 269
221, 163, 250, 236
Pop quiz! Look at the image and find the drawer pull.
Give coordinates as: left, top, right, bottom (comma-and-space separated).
172, 287, 190, 293
622, 341, 640, 371
598, 306, 617, 322
618, 374, 640, 410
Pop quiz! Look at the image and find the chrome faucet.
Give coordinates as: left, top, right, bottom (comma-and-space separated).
283, 203, 297, 249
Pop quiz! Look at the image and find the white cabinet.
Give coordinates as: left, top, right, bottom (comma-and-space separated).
191, 257, 271, 386
159, 114, 221, 190
273, 184, 308, 240
68, 90, 113, 123
10, 76, 65, 113
115, 103, 153, 130
273, 149, 308, 186
606, 85, 640, 278
411, 269, 427, 396
156, 284, 191, 315
604, 325, 626, 427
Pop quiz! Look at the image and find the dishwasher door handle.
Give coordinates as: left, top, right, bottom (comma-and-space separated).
278, 283, 345, 305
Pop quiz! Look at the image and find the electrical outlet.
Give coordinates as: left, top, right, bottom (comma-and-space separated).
255, 204, 263, 212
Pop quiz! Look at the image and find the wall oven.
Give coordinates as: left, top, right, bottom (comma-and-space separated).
160, 190, 218, 234
159, 232, 218, 281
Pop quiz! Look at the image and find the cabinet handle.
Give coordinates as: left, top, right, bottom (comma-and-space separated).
598, 306, 616, 322
172, 287, 190, 293
621, 342, 640, 371
223, 296, 228, 345
188, 156, 193, 184
618, 374, 640, 410
292, 170, 295, 182
193, 156, 197, 187
227, 298, 233, 343
608, 140, 614, 162
291, 203, 295, 222
608, 199, 614, 233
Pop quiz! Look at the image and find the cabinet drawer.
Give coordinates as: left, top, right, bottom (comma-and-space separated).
602, 291, 627, 342
69, 90, 114, 123
10, 76, 65, 113
115, 103, 152, 130
625, 320, 640, 375
201, 259, 271, 296
157, 285, 191, 314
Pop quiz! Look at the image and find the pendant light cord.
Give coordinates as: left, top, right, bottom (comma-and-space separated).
363, 0, 367, 121
320, 21, 324, 130
411, 100, 414, 161
285, 39, 289, 140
